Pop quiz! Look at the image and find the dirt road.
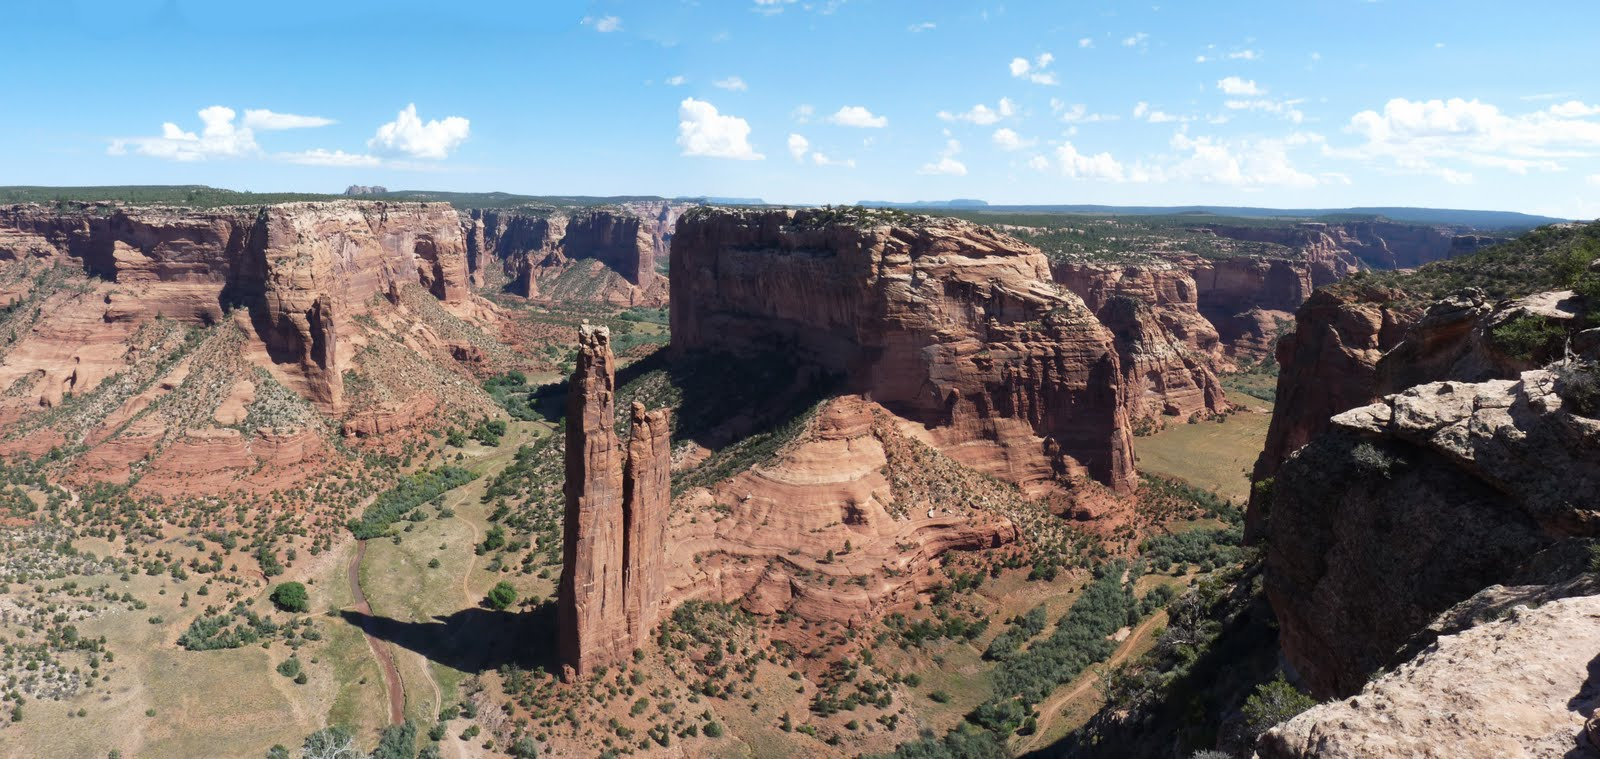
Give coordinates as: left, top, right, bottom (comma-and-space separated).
348, 539, 406, 725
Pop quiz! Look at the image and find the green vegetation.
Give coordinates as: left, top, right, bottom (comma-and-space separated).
1241, 676, 1319, 742
1491, 314, 1567, 362
485, 581, 518, 610
177, 603, 284, 651
348, 467, 477, 539
269, 582, 309, 613
1339, 220, 1600, 303
0, 185, 338, 209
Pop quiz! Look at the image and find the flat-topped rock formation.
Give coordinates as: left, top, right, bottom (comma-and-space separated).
463, 202, 681, 306
670, 207, 1137, 496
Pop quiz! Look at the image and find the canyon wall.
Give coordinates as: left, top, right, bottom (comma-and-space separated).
0, 201, 478, 412
1200, 220, 1500, 271
671, 208, 1136, 496
464, 203, 679, 307
1051, 262, 1228, 425
557, 325, 671, 678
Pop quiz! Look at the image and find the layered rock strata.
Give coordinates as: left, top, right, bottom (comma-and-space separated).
670, 208, 1137, 496
464, 203, 679, 306
557, 325, 671, 679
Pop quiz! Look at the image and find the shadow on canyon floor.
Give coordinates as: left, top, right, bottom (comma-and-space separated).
340, 601, 561, 677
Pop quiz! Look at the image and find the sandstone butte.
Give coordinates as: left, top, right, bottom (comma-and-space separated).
0, 200, 503, 493
557, 325, 672, 679
670, 207, 1137, 497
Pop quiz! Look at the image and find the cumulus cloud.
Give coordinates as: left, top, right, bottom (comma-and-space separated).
1333, 97, 1600, 178
665, 75, 687, 86
582, 15, 622, 32
811, 152, 855, 168
677, 98, 763, 160
1009, 53, 1058, 85
991, 128, 1035, 151
1167, 132, 1318, 188
793, 104, 815, 123
367, 104, 470, 159
828, 105, 888, 128
1078, 37, 1094, 48
1216, 76, 1262, 96
1051, 142, 1127, 181
908, 21, 935, 32
918, 138, 967, 176
278, 149, 381, 167
108, 106, 259, 161
242, 109, 335, 130
787, 133, 809, 162
714, 76, 748, 91
938, 98, 1015, 125
1122, 32, 1149, 48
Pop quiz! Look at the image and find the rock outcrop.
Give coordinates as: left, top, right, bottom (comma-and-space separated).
671, 208, 1137, 496
0, 201, 481, 412
1261, 365, 1600, 697
1052, 262, 1228, 426
465, 204, 678, 307
557, 325, 671, 679
1256, 591, 1600, 758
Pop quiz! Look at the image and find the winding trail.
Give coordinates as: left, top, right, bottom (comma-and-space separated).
1021, 611, 1167, 752
348, 538, 406, 726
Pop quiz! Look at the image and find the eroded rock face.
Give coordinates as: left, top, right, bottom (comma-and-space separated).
1262, 367, 1600, 697
467, 204, 676, 306
671, 208, 1137, 495
558, 326, 672, 678
1256, 592, 1600, 758
0, 201, 477, 412
1053, 262, 1228, 425
1201, 220, 1498, 272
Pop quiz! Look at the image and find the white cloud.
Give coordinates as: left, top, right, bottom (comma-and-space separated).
1225, 98, 1306, 123
1008, 53, 1058, 85
992, 128, 1035, 151
793, 104, 815, 123
1217, 76, 1262, 96
367, 104, 470, 159
713, 76, 748, 91
1334, 97, 1600, 179
1078, 37, 1094, 48
828, 105, 888, 128
665, 75, 687, 86
1167, 132, 1318, 188
1587, 174, 1600, 186
582, 15, 622, 32
918, 139, 967, 175
811, 152, 855, 168
908, 21, 936, 32
1133, 102, 1184, 123
109, 106, 259, 161
1227, 49, 1259, 60
938, 98, 1014, 126
1055, 102, 1115, 123
242, 109, 334, 130
1052, 142, 1127, 181
278, 149, 380, 167
677, 98, 763, 160
787, 133, 809, 162
1122, 32, 1149, 48
1027, 154, 1051, 171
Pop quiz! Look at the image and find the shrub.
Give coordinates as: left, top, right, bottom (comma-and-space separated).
270, 582, 309, 613
372, 720, 417, 759
1557, 361, 1600, 418
1242, 676, 1318, 741
1491, 314, 1565, 363
485, 581, 517, 611
276, 657, 301, 678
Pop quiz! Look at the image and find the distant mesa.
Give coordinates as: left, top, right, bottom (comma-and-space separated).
344, 185, 388, 196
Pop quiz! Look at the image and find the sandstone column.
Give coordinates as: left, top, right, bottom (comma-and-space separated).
557, 325, 628, 679
623, 402, 672, 647
557, 326, 673, 679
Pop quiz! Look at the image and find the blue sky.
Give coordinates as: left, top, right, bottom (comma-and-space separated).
7, 0, 1600, 217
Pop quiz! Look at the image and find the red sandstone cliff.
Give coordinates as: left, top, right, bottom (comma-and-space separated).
558, 325, 672, 678
465, 204, 679, 307
670, 208, 1137, 496
1052, 262, 1228, 426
